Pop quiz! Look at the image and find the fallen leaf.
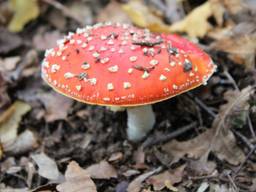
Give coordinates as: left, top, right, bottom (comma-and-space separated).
209, 87, 254, 165
146, 165, 185, 191
211, 34, 256, 69
37, 91, 73, 122
0, 183, 28, 192
122, 0, 171, 33
163, 87, 253, 166
56, 161, 97, 192
8, 0, 40, 32
33, 31, 63, 51
162, 127, 244, 166
169, 2, 213, 37
0, 56, 20, 71
187, 158, 216, 176
127, 167, 162, 192
4, 130, 38, 154
31, 152, 61, 180
85, 160, 117, 179
0, 101, 31, 146
162, 131, 212, 163
0, 27, 22, 54
108, 152, 123, 162
123, 169, 140, 177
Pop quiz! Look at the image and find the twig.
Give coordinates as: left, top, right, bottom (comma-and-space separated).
233, 145, 256, 177
226, 172, 239, 192
40, 0, 84, 26
142, 122, 197, 148
233, 129, 255, 151
189, 170, 218, 180
187, 93, 216, 118
223, 69, 256, 138
247, 114, 256, 138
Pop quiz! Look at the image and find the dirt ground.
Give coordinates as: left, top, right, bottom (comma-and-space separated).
0, 0, 256, 192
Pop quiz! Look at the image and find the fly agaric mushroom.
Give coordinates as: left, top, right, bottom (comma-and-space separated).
41, 22, 216, 141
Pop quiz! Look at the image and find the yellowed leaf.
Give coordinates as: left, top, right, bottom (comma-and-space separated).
8, 0, 40, 32
169, 2, 213, 37
0, 101, 31, 146
122, 0, 170, 33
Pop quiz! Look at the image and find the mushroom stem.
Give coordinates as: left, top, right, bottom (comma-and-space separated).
127, 105, 155, 141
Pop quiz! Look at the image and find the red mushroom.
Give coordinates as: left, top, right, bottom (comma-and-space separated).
41, 22, 216, 141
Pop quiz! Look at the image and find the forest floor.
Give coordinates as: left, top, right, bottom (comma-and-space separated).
0, 0, 256, 192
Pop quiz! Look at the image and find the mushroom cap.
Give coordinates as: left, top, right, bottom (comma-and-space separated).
41, 23, 216, 107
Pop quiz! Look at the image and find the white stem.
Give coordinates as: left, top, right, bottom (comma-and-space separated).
127, 105, 155, 141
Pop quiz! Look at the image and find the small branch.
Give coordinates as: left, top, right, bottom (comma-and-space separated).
233, 145, 256, 178
142, 122, 197, 148
247, 114, 256, 138
233, 129, 255, 151
187, 93, 216, 118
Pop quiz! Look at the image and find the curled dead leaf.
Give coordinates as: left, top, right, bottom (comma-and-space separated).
85, 160, 117, 179
31, 152, 61, 181
0, 101, 31, 147
146, 165, 185, 191
57, 161, 97, 192
38, 91, 73, 122
127, 167, 162, 192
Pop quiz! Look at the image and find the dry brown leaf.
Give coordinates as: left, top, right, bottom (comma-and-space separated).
85, 160, 117, 179
211, 35, 256, 69
4, 130, 38, 155
0, 101, 31, 146
162, 126, 244, 166
187, 158, 216, 176
169, 2, 213, 37
209, 86, 254, 165
57, 161, 97, 192
122, 0, 171, 33
31, 152, 61, 181
0, 183, 28, 192
38, 92, 73, 122
146, 165, 185, 191
97, 1, 131, 24
0, 56, 20, 72
162, 130, 212, 163
127, 167, 162, 192
108, 152, 123, 162
163, 87, 253, 166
